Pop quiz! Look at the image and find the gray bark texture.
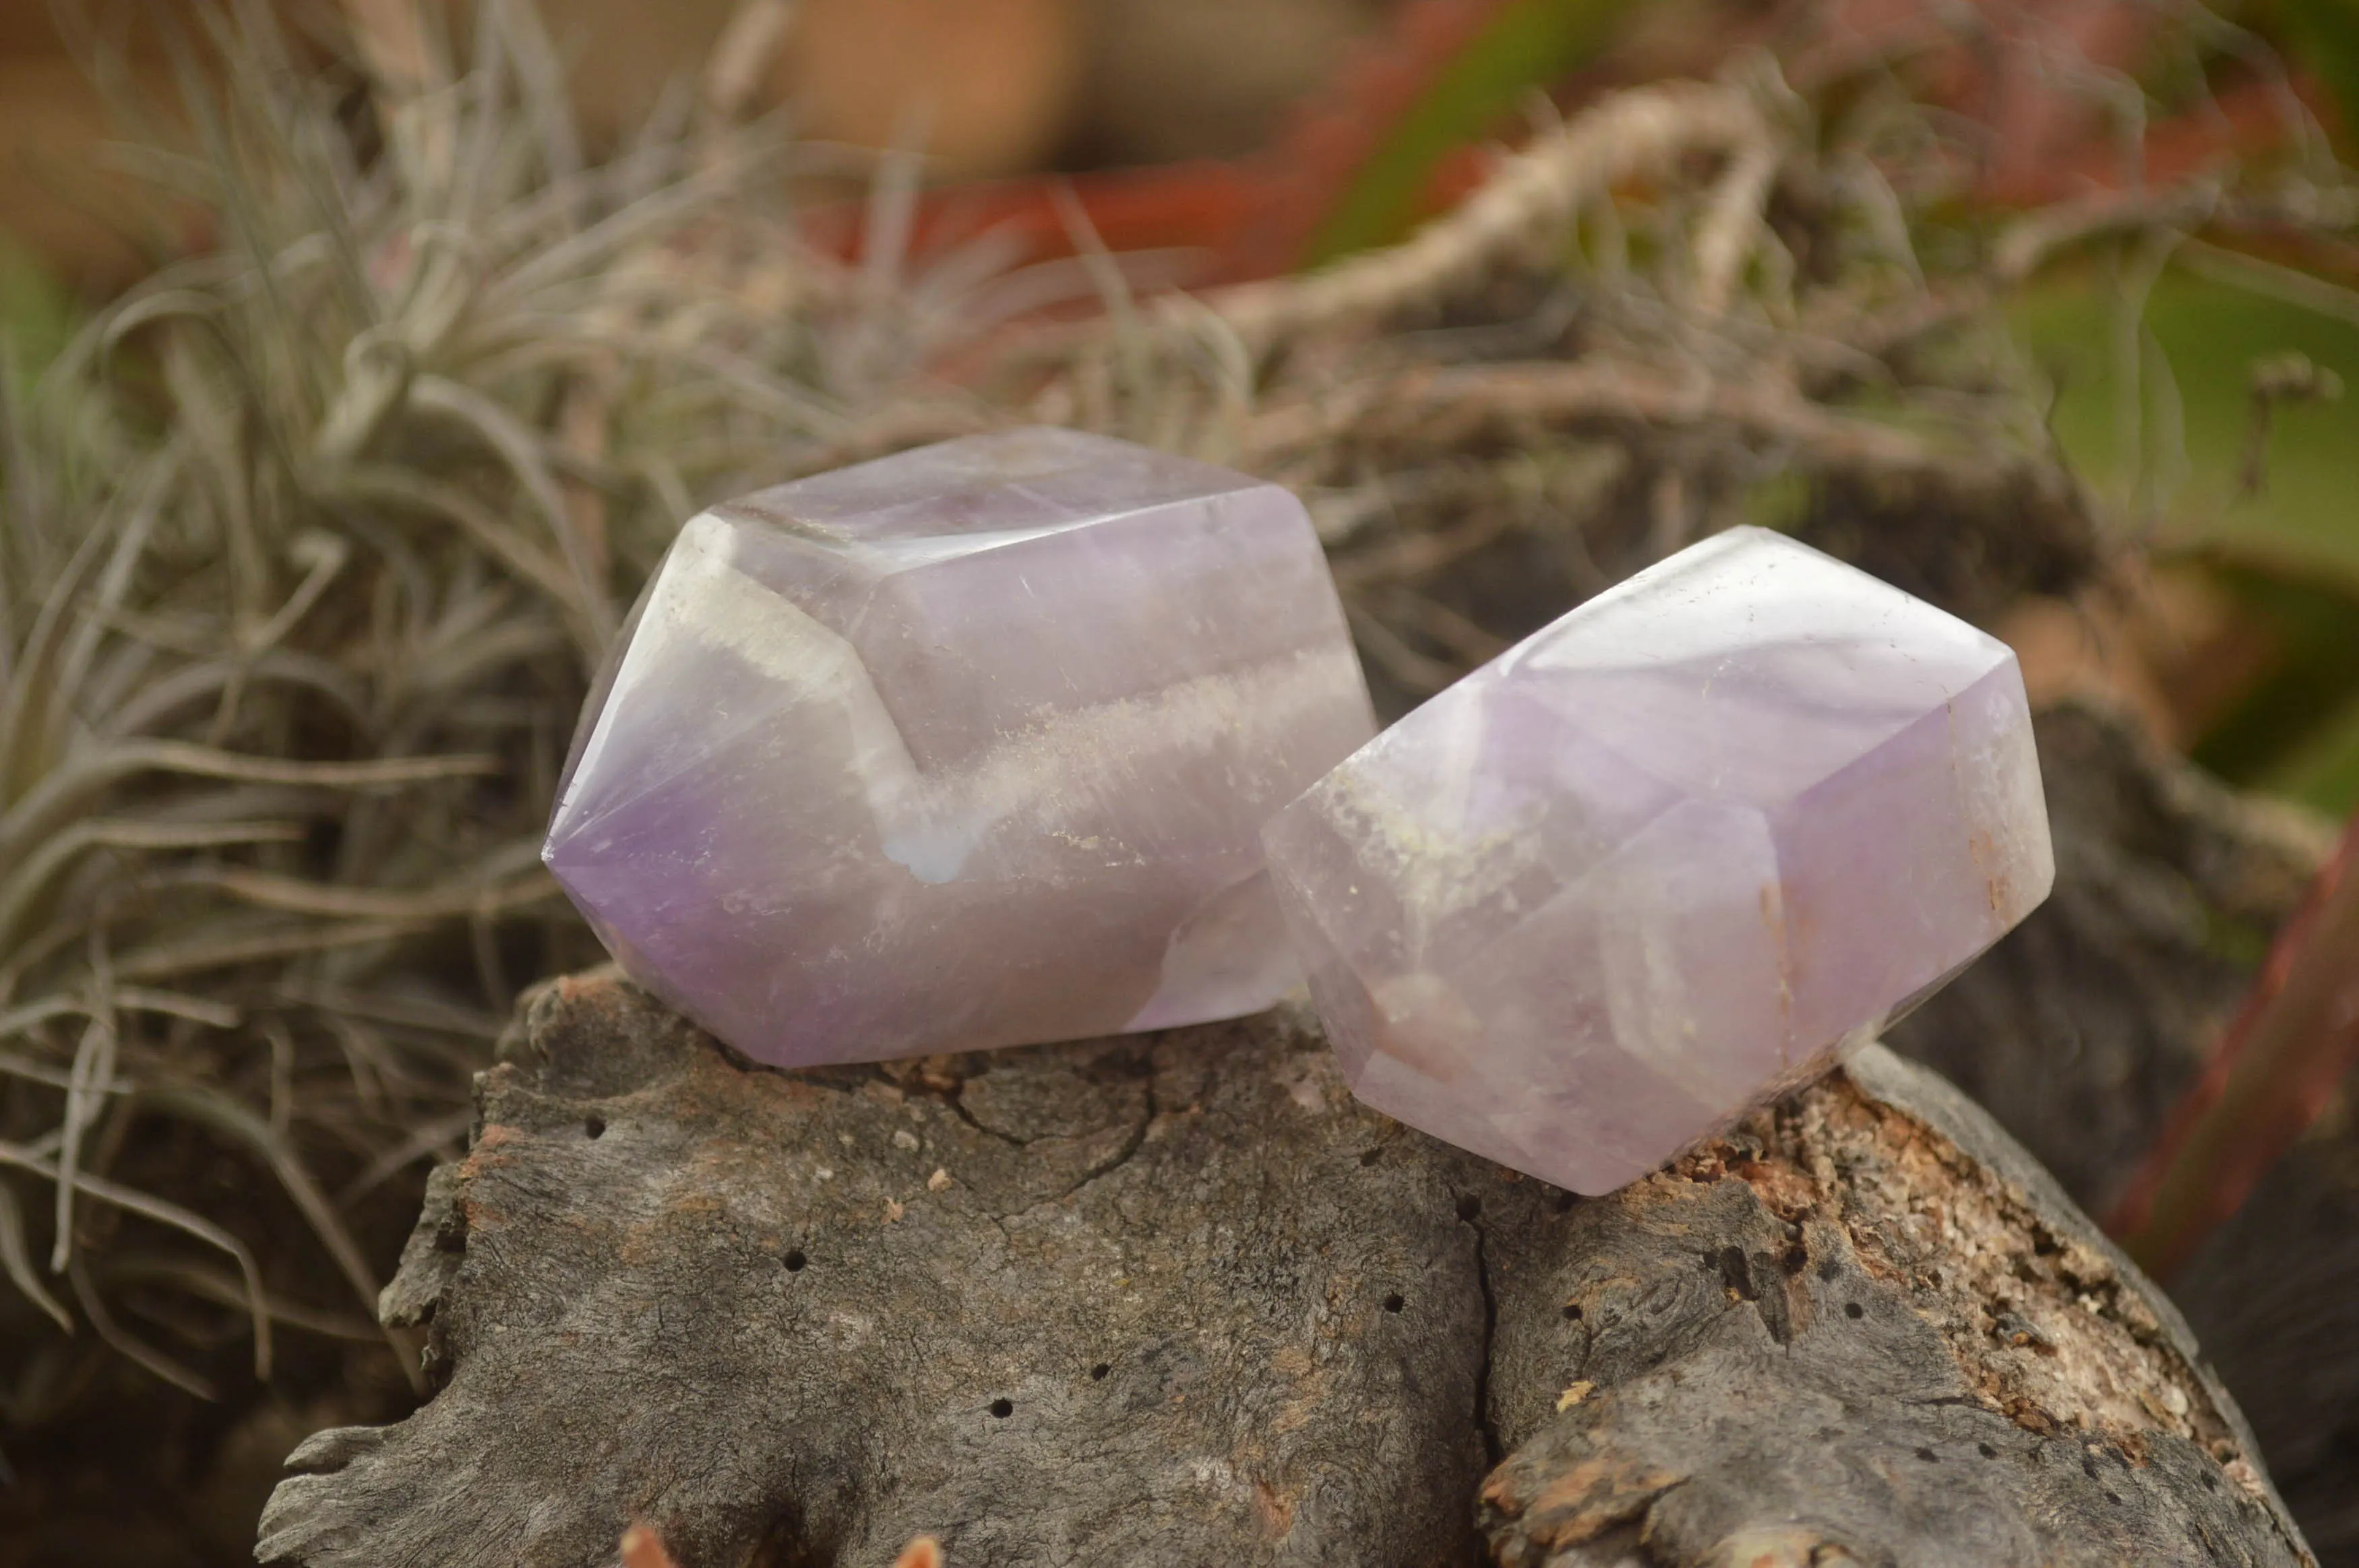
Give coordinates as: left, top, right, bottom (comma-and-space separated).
1891, 703, 2358, 1557
256, 966, 2312, 1567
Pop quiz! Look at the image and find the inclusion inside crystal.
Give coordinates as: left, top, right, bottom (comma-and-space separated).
1261, 526, 2054, 1195
546, 428, 1376, 1067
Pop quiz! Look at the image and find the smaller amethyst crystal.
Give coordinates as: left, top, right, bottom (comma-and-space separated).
545, 429, 1375, 1067
1261, 526, 2053, 1195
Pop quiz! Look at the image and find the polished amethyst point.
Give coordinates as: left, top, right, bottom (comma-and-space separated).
546, 428, 1376, 1067
1262, 526, 2053, 1195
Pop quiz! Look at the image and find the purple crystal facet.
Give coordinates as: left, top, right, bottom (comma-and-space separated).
546, 428, 1376, 1067
1261, 526, 2053, 1195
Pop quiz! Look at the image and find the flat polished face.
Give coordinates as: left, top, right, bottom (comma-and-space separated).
1263, 526, 2053, 1195
545, 428, 1376, 1067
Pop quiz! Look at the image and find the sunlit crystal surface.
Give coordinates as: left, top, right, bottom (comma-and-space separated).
1261, 526, 2053, 1194
546, 428, 1376, 1067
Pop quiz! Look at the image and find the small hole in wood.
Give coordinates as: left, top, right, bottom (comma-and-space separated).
1843, 1302, 1864, 1320
1562, 1303, 1583, 1321
1383, 1293, 1405, 1314
1090, 1362, 1109, 1381
1359, 1148, 1383, 1166
1455, 1195, 1481, 1222
989, 1399, 1013, 1418
1978, 1443, 1998, 1459
584, 1116, 605, 1139
1914, 1447, 1937, 1463
783, 1250, 807, 1273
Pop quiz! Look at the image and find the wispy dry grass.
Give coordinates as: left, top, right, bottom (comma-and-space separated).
0, 0, 1020, 1414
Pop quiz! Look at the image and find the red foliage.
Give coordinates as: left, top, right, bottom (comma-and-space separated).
791, 0, 1540, 284
2110, 813, 2359, 1279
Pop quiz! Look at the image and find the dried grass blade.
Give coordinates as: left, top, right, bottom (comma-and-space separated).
49, 466, 168, 720
67, 1251, 214, 1400
0, 1139, 272, 1380
0, 989, 241, 1044
111, 986, 244, 1028
51, 1008, 118, 1272
109, 920, 421, 985
491, 0, 584, 191
408, 373, 617, 648
330, 466, 581, 610
197, 867, 557, 921
247, 531, 351, 653
1343, 600, 1461, 696
0, 817, 306, 951
276, 983, 503, 1040
337, 1107, 474, 1207
100, 647, 372, 736
494, 148, 775, 301
131, 1258, 379, 1341
0, 1050, 115, 1092
134, 1084, 416, 1389
1, 482, 129, 797
0, 1178, 73, 1333
0, 741, 496, 869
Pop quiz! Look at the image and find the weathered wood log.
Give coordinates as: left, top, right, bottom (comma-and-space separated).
263, 980, 1497, 1567
1479, 1046, 2306, 1566
1892, 703, 2357, 1552
257, 968, 2309, 1566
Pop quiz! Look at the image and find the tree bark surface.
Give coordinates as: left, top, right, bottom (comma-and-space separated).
1892, 703, 2357, 1557
257, 972, 2311, 1567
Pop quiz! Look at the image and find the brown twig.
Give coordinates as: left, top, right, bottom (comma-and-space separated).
1177, 81, 1769, 351
1247, 359, 2074, 510
1693, 140, 1785, 315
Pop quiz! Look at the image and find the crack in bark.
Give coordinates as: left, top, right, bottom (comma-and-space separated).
1463, 1193, 1504, 1466
1047, 1078, 1157, 1205
936, 1077, 1027, 1148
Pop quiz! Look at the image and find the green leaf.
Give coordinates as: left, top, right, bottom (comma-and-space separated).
2013, 263, 2359, 812
2012, 265, 2359, 577
2186, 563, 2359, 813
1301, 0, 1642, 267
2267, 689, 2359, 811
0, 238, 78, 391
2273, 0, 2359, 144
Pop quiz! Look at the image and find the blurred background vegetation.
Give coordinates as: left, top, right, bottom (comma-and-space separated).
1, 0, 2356, 1563
9, 0, 2359, 815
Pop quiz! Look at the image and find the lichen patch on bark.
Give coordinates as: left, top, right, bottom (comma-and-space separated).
1476, 1049, 2310, 1567
1771, 1077, 2240, 1464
